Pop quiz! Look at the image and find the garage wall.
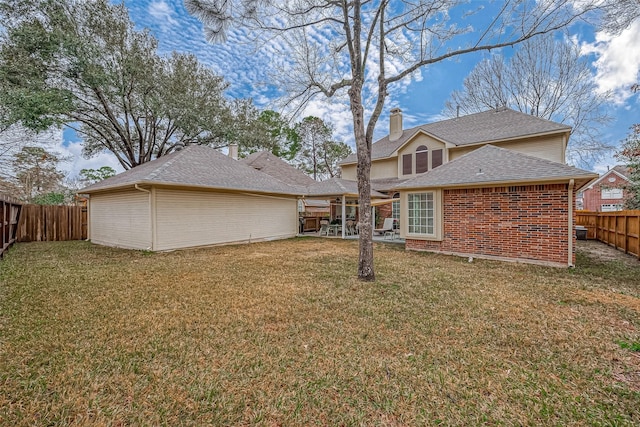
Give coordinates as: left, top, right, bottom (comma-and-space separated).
89, 189, 151, 250
154, 189, 297, 251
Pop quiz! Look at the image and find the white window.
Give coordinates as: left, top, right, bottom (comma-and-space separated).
392, 193, 400, 221
408, 192, 434, 235
601, 188, 623, 199
601, 204, 623, 212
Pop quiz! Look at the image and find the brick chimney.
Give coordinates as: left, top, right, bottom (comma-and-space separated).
228, 143, 238, 160
389, 108, 403, 142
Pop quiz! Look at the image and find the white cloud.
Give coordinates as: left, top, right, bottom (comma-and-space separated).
581, 18, 640, 102
148, 1, 178, 28
55, 141, 124, 179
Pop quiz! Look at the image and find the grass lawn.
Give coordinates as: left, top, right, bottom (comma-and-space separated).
1, 238, 639, 426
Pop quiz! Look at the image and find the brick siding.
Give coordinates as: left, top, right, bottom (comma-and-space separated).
406, 184, 576, 266
582, 171, 627, 211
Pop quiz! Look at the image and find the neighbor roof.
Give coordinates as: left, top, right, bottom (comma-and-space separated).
242, 151, 316, 186
585, 165, 631, 189
341, 107, 572, 164
395, 145, 597, 190
80, 145, 305, 195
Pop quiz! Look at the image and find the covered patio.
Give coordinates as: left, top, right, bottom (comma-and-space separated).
302, 178, 399, 241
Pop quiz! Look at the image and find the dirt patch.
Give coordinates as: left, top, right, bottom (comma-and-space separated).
577, 239, 640, 267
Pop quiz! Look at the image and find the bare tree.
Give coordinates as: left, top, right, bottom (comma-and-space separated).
599, 0, 640, 34
445, 35, 613, 167
186, 0, 602, 281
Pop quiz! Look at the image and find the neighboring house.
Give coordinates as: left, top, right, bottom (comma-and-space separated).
242, 150, 330, 216
339, 107, 597, 267
81, 145, 304, 251
580, 165, 629, 212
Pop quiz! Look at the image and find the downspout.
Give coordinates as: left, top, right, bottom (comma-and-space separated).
134, 184, 154, 251
86, 195, 91, 241
568, 179, 575, 267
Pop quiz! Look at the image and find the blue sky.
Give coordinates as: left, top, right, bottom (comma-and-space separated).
58, 0, 639, 177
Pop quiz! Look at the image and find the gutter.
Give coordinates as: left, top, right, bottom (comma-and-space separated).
568, 179, 575, 267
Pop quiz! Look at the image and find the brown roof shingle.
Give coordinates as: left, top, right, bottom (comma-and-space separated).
341, 107, 572, 164
242, 151, 316, 186
396, 145, 597, 190
81, 145, 306, 195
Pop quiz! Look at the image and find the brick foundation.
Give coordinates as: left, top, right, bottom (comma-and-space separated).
406, 184, 576, 266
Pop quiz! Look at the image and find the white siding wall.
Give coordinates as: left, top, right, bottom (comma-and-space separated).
371, 158, 399, 179
342, 157, 398, 180
396, 133, 447, 178
89, 189, 151, 250
341, 164, 356, 180
154, 189, 297, 251
449, 134, 566, 163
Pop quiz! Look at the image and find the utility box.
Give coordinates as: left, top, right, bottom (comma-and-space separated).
575, 226, 588, 240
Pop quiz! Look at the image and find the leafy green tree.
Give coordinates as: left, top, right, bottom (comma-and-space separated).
79, 166, 116, 185
295, 117, 351, 180
254, 110, 300, 161
31, 192, 65, 205
11, 146, 65, 202
615, 84, 640, 210
0, 0, 258, 169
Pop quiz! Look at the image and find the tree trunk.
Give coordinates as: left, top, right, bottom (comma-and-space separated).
350, 86, 374, 281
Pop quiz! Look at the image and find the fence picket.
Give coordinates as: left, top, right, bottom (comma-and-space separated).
17, 205, 87, 243
576, 210, 640, 260
1, 195, 22, 258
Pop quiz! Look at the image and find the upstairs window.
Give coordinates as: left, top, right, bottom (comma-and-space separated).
601, 188, 623, 199
402, 154, 412, 175
416, 145, 429, 173
432, 149, 443, 169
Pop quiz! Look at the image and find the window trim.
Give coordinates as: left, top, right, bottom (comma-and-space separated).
402, 190, 442, 240
402, 154, 413, 176
601, 187, 623, 199
415, 145, 429, 174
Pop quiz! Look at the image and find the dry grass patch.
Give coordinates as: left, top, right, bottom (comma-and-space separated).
1, 238, 639, 425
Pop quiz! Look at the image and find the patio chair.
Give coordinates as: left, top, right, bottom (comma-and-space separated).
346, 220, 356, 236
374, 217, 394, 236
384, 218, 400, 240
319, 220, 330, 236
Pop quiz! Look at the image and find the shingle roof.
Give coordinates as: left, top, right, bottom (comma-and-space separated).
242, 151, 316, 186
585, 165, 631, 189
341, 107, 572, 164
305, 177, 388, 198
80, 145, 306, 195
371, 177, 408, 192
612, 165, 630, 178
396, 145, 597, 190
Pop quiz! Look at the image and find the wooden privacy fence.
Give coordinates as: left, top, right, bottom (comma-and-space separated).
1, 195, 22, 258
575, 210, 640, 260
17, 204, 87, 242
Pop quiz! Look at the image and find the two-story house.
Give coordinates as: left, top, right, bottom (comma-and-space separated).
579, 165, 629, 212
340, 107, 597, 267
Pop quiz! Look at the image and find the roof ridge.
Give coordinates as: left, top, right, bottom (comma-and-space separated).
145, 146, 191, 181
